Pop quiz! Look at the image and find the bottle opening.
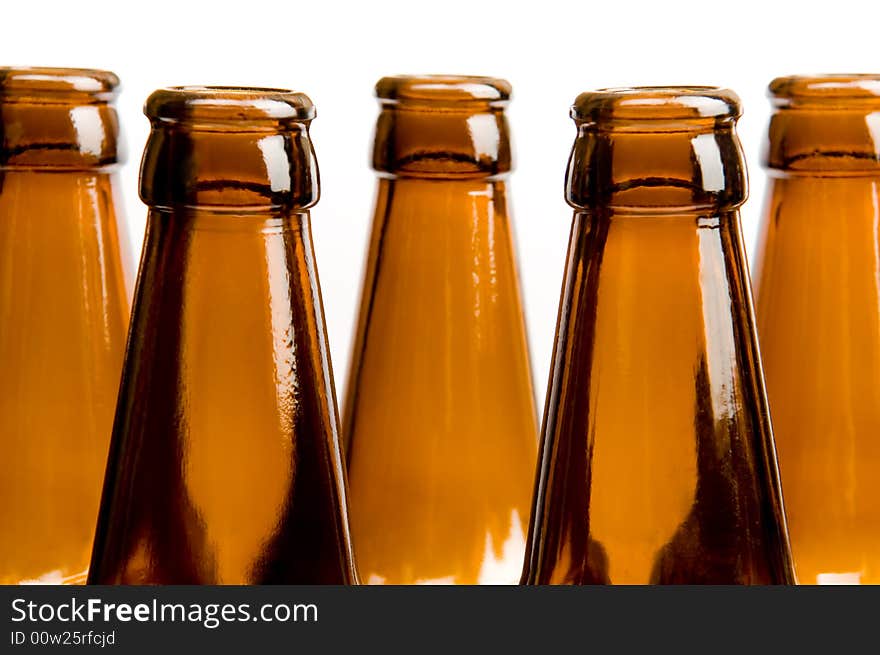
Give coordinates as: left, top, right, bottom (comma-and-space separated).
0, 67, 119, 104
372, 74, 512, 178
764, 74, 880, 173
769, 74, 880, 108
0, 67, 121, 169
572, 87, 741, 127
375, 75, 511, 108
566, 86, 746, 211
140, 86, 319, 209
145, 86, 316, 128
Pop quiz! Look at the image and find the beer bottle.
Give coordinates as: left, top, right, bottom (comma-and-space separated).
523, 87, 794, 584
88, 87, 356, 584
0, 67, 131, 584
343, 76, 538, 584
753, 75, 880, 584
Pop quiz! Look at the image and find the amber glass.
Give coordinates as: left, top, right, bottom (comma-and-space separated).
523, 88, 794, 585
753, 75, 880, 585
0, 68, 131, 585
88, 87, 355, 584
343, 76, 537, 584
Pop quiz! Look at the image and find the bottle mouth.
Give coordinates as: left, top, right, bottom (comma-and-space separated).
145, 86, 316, 127
375, 75, 511, 107
769, 74, 880, 108
572, 86, 741, 125
0, 67, 119, 104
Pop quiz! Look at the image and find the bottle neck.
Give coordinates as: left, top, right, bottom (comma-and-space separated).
0, 102, 120, 170
137, 208, 315, 332
764, 75, 880, 176
566, 122, 747, 214
140, 125, 318, 211
0, 67, 121, 171
140, 208, 315, 291
147, 206, 311, 233
140, 87, 320, 211
567, 210, 747, 288
372, 106, 511, 179
373, 175, 509, 219
566, 88, 746, 214
575, 206, 740, 221
764, 107, 880, 176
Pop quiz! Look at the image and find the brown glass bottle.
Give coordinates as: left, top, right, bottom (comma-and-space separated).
0, 68, 131, 585
753, 75, 880, 585
523, 87, 794, 585
343, 76, 538, 585
88, 87, 356, 584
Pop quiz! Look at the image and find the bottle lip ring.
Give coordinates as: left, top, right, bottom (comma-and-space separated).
572, 86, 742, 123
375, 74, 511, 105
769, 74, 880, 107
0, 66, 120, 103
145, 86, 316, 125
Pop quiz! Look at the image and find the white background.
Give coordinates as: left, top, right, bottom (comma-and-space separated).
5, 0, 878, 410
